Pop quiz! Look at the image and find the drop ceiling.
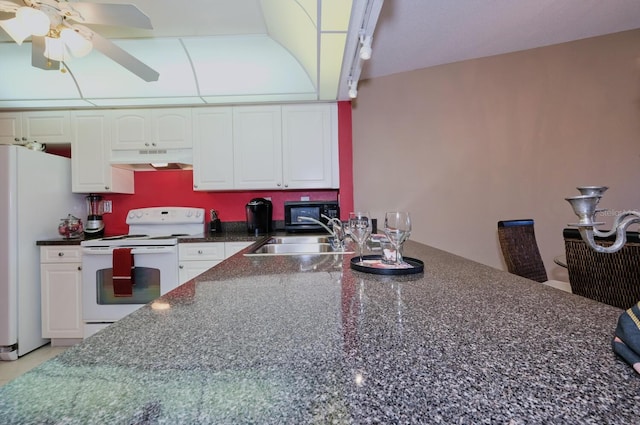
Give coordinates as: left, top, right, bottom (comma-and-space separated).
1, 0, 640, 110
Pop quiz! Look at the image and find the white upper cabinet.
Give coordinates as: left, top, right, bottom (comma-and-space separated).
192, 103, 339, 191
71, 110, 134, 194
192, 107, 234, 190
0, 111, 71, 145
232, 105, 283, 190
282, 103, 338, 189
0, 112, 22, 144
111, 108, 192, 151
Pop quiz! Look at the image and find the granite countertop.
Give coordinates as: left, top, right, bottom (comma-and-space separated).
3, 240, 640, 423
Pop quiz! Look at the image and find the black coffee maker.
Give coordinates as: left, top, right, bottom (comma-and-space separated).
246, 198, 273, 235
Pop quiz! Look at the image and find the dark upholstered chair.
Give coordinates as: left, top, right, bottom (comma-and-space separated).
497, 219, 548, 283
563, 228, 640, 309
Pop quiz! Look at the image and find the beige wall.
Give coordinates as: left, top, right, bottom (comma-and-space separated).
352, 29, 640, 281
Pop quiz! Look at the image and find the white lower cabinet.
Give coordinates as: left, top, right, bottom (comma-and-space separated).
40, 246, 83, 344
178, 242, 226, 284
225, 241, 252, 257
178, 241, 253, 284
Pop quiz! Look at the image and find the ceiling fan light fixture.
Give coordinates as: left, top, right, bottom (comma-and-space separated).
44, 36, 67, 62
16, 7, 50, 37
60, 28, 93, 57
0, 16, 31, 45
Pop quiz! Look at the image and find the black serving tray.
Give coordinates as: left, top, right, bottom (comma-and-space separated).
350, 255, 424, 275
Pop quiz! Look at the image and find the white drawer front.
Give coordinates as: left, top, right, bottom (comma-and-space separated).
40, 246, 82, 263
179, 243, 225, 261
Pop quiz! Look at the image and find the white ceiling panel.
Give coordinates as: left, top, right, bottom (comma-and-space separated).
0, 43, 81, 100
183, 35, 315, 96
68, 38, 198, 99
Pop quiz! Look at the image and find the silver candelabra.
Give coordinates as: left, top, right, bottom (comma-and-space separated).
565, 186, 640, 253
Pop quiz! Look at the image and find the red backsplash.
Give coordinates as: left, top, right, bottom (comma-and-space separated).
99, 101, 354, 236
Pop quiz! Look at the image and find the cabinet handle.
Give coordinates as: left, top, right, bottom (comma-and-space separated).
284, 184, 288, 188
197, 250, 203, 254
77, 266, 82, 271
194, 185, 198, 189
152, 142, 156, 147
14, 137, 19, 142
179, 265, 184, 269
21, 137, 27, 141
277, 183, 281, 187
58, 252, 64, 257
105, 186, 110, 190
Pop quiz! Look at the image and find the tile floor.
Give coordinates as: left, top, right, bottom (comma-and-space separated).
0, 344, 67, 387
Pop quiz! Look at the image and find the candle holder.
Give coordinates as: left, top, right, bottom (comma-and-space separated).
565, 186, 640, 253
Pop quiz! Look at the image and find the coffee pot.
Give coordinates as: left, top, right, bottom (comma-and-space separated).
209, 209, 222, 235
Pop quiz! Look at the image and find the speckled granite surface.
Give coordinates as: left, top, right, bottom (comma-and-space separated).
2, 240, 640, 424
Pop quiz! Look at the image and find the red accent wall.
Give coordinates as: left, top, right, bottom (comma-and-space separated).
98, 101, 354, 235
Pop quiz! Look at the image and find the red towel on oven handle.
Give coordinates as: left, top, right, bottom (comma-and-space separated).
112, 248, 134, 297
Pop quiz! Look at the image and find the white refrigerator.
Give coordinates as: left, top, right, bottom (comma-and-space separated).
0, 145, 85, 360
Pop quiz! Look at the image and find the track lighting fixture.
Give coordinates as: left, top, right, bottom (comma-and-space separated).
359, 34, 372, 60
348, 79, 358, 99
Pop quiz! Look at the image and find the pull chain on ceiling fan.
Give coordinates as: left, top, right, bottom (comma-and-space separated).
0, 0, 159, 81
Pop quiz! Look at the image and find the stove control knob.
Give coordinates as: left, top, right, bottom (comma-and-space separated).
128, 211, 136, 219
186, 210, 193, 217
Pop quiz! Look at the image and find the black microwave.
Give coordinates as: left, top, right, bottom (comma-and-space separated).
284, 201, 340, 233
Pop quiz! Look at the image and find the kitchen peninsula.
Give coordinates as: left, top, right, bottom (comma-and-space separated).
1, 240, 639, 423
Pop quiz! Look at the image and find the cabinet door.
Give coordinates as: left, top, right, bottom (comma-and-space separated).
192, 107, 234, 190
0, 112, 22, 144
71, 111, 134, 194
282, 103, 337, 189
225, 241, 252, 257
233, 105, 283, 190
111, 109, 151, 150
41, 263, 83, 338
22, 111, 71, 145
153, 109, 192, 149
179, 260, 223, 284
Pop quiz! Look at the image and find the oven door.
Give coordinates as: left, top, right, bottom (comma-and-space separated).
81, 245, 179, 323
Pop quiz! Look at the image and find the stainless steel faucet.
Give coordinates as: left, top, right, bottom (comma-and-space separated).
297, 215, 347, 250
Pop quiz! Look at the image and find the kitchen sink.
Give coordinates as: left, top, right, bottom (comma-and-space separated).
268, 236, 331, 244
245, 235, 354, 256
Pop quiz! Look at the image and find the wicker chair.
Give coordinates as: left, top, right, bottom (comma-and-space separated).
563, 228, 640, 309
497, 219, 548, 283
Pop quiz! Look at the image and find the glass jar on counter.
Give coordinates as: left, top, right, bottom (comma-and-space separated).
58, 214, 83, 239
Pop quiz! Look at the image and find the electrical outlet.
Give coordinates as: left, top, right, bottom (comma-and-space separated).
103, 200, 113, 214
301, 196, 310, 201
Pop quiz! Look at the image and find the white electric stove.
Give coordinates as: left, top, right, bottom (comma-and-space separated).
80, 207, 205, 337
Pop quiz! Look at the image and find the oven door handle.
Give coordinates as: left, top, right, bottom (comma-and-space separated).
81, 246, 177, 255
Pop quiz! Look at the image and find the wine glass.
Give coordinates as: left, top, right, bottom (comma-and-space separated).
349, 211, 372, 264
383, 212, 412, 265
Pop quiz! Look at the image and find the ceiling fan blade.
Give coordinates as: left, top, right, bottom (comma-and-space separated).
90, 32, 159, 82
31, 36, 60, 70
67, 3, 153, 29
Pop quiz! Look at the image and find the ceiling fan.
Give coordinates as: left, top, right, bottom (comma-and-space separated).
0, 0, 159, 81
